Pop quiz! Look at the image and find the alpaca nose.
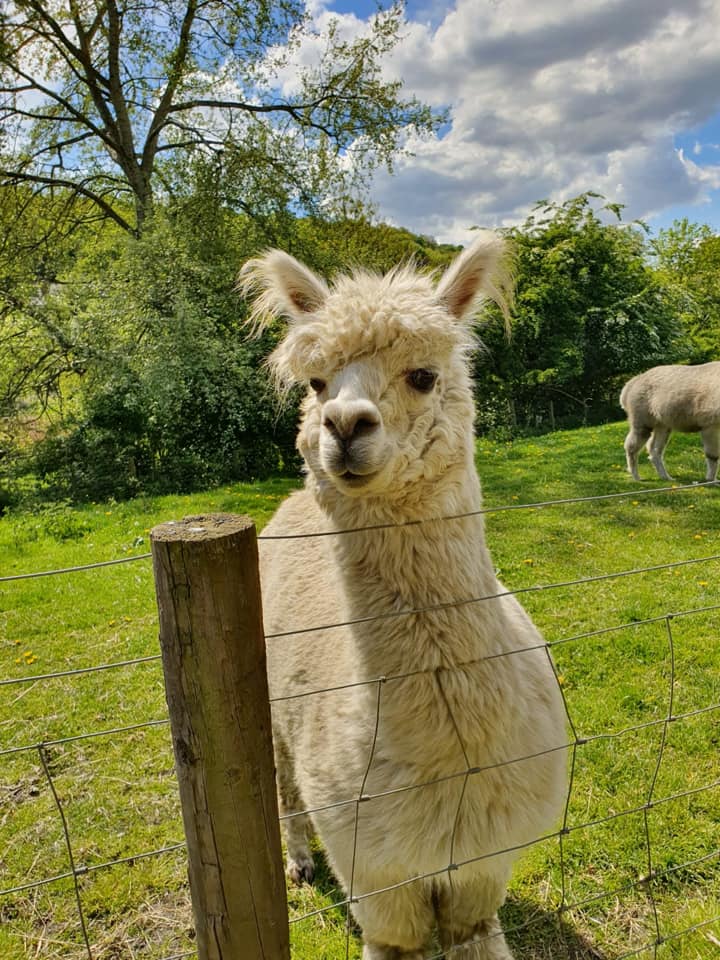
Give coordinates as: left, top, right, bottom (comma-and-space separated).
322, 400, 381, 446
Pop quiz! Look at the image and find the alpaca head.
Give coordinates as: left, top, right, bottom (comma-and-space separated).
240, 234, 511, 504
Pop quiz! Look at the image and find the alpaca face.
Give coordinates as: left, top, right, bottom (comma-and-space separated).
296, 347, 468, 498
240, 234, 511, 500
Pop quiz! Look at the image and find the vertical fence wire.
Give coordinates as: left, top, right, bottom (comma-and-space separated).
640, 614, 677, 956
37, 743, 93, 960
346, 676, 385, 959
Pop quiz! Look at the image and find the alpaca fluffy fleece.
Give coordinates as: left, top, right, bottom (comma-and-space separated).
620, 361, 720, 482
240, 234, 567, 960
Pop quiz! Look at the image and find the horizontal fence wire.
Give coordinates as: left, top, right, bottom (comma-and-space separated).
0, 479, 714, 583
264, 553, 720, 640
1, 479, 718, 959
0, 718, 171, 760
0, 552, 151, 582
0, 842, 188, 899
255, 480, 717, 540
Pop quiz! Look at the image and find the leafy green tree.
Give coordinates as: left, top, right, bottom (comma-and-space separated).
651, 219, 720, 361
474, 195, 687, 433
1, 0, 435, 235
0, 186, 93, 416
30, 206, 300, 499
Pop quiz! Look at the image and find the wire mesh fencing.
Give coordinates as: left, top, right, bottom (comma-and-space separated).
1, 481, 718, 959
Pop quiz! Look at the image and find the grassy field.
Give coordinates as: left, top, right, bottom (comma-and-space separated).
1, 421, 718, 959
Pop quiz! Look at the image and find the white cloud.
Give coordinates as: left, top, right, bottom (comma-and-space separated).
273, 0, 720, 241
679, 149, 720, 191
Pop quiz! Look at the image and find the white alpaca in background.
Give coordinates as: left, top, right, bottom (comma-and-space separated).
620, 362, 720, 482
240, 236, 568, 960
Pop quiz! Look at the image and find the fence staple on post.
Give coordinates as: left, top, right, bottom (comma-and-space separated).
151, 514, 290, 960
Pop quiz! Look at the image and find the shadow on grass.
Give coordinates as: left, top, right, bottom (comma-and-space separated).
502, 895, 607, 959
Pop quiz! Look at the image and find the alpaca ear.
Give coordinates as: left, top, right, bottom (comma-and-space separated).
436, 232, 513, 327
238, 249, 329, 329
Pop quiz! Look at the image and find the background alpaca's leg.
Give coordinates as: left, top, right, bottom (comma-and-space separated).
646, 426, 673, 480
274, 733, 315, 883
624, 424, 651, 480
700, 426, 720, 482
435, 876, 513, 960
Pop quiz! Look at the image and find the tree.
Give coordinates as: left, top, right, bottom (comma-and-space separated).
1, 1, 435, 235
0, 185, 93, 415
474, 195, 687, 433
651, 219, 720, 361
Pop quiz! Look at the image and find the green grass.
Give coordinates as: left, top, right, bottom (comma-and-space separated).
1, 422, 718, 958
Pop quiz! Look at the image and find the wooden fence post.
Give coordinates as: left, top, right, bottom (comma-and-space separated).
151, 514, 290, 960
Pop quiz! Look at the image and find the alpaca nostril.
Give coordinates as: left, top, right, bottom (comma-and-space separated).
323, 416, 340, 438
352, 417, 379, 438
323, 411, 379, 443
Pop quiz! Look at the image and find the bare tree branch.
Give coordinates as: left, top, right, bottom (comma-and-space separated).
0, 168, 133, 232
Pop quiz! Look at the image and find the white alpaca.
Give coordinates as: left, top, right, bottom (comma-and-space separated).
240, 237, 568, 959
620, 362, 720, 482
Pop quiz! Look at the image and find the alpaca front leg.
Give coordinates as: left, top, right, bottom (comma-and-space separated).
439, 914, 513, 960
284, 810, 315, 884
351, 880, 434, 960
435, 874, 513, 960
362, 945, 425, 960
274, 733, 315, 883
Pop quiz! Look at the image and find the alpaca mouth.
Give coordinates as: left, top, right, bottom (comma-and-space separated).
339, 470, 375, 486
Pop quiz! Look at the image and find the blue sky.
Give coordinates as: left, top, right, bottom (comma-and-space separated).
314, 0, 720, 244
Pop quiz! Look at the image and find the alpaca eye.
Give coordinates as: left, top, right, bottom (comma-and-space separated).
406, 369, 437, 393
309, 378, 326, 394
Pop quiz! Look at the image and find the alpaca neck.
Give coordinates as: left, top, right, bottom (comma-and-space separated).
320, 458, 502, 676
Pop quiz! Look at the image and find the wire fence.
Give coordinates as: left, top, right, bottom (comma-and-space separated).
1, 480, 718, 959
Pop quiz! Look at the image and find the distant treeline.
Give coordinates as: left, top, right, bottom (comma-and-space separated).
1, 191, 718, 504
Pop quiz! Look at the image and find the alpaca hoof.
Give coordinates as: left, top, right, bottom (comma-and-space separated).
287, 854, 315, 885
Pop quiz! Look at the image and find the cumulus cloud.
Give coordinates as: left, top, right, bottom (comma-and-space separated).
277, 0, 720, 241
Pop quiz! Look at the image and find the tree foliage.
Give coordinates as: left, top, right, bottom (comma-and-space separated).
28, 207, 294, 499
1, 0, 436, 234
474, 195, 688, 432
651, 219, 720, 361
